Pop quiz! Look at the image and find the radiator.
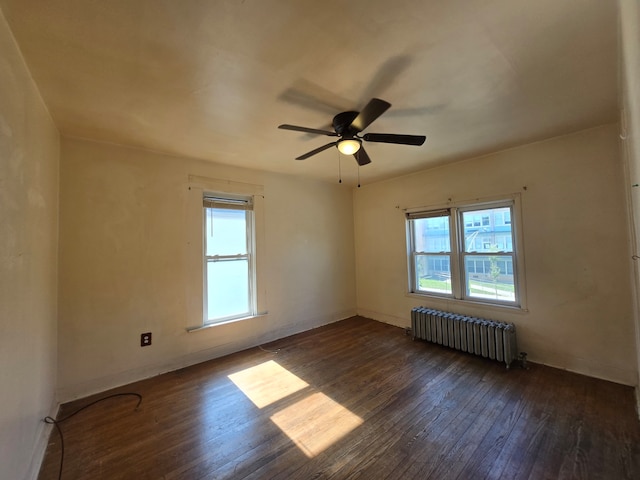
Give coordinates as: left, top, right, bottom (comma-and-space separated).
410, 307, 518, 368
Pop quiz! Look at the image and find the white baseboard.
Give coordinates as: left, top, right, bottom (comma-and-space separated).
26, 399, 59, 480
356, 308, 408, 328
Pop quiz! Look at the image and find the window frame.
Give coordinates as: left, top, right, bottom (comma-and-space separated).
407, 209, 456, 297
186, 175, 267, 332
406, 196, 525, 309
202, 194, 256, 325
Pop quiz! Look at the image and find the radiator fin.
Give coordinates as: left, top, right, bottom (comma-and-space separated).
411, 307, 518, 368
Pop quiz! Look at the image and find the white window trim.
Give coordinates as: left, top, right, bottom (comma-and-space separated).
202, 196, 256, 325
186, 176, 267, 331
406, 194, 527, 311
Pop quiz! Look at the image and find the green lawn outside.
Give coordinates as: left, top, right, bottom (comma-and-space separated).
419, 277, 514, 297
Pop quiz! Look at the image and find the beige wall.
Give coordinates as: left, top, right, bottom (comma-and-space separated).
0, 8, 59, 480
354, 124, 637, 385
620, 0, 640, 406
57, 138, 357, 401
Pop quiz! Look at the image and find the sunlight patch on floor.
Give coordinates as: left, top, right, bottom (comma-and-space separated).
229, 359, 363, 457
228, 360, 309, 408
270, 391, 364, 458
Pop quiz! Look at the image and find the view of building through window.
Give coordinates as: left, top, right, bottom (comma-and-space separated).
408, 202, 518, 305
412, 213, 452, 295
461, 206, 515, 301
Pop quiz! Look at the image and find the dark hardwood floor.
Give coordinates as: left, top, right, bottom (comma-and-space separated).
38, 316, 640, 479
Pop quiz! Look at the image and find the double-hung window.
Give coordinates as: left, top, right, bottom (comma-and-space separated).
407, 210, 453, 296
203, 194, 255, 324
407, 199, 522, 307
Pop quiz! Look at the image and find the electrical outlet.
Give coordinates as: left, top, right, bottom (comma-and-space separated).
141, 332, 152, 347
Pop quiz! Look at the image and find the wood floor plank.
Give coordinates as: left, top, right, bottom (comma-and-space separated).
483, 365, 560, 480
332, 355, 483, 479
453, 367, 533, 479
38, 316, 640, 480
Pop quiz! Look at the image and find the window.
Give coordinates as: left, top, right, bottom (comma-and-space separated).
186, 175, 266, 331
203, 195, 255, 324
407, 210, 452, 295
407, 199, 522, 307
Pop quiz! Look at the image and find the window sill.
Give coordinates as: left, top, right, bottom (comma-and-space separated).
186, 312, 269, 332
405, 292, 528, 314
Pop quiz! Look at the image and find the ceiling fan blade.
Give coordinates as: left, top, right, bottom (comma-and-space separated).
295, 141, 338, 160
363, 133, 426, 146
279, 80, 352, 114
354, 146, 372, 166
350, 98, 391, 132
359, 56, 412, 106
279, 124, 338, 136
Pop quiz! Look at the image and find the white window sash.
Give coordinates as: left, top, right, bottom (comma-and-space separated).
203, 199, 256, 325
407, 198, 521, 307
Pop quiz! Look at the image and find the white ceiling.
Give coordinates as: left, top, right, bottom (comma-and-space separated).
1, 0, 619, 185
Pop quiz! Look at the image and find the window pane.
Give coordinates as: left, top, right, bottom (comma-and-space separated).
464, 255, 515, 301
207, 259, 249, 321
205, 208, 247, 256
462, 207, 513, 253
415, 254, 452, 294
412, 216, 450, 253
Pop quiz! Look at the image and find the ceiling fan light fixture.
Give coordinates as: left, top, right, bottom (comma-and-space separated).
337, 138, 361, 155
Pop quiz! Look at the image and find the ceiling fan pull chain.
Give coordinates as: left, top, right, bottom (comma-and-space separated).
338, 150, 342, 184
357, 161, 361, 188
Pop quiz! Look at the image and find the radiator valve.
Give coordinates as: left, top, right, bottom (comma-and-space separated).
518, 352, 529, 369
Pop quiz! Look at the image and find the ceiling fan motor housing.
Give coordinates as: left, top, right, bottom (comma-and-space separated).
333, 111, 359, 136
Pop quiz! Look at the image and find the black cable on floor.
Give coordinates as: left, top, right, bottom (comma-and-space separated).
43, 392, 142, 480
258, 344, 280, 354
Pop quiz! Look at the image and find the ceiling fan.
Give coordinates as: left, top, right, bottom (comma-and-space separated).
278, 98, 426, 166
